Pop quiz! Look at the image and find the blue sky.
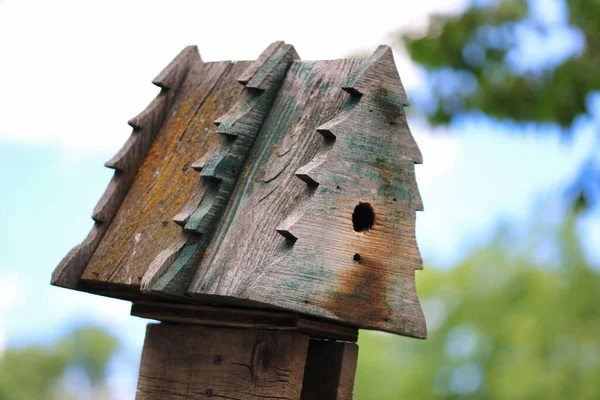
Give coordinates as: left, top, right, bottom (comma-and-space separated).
0, 0, 598, 398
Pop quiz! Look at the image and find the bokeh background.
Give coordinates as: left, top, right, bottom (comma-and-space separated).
1, 0, 599, 398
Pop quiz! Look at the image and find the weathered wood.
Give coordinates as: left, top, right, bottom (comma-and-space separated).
51, 46, 200, 289
50, 42, 429, 400
136, 323, 310, 400
52, 43, 426, 339
188, 58, 361, 297
143, 43, 299, 297
80, 59, 242, 291
139, 235, 188, 291
131, 301, 358, 342
237, 41, 284, 84
187, 47, 425, 338
153, 46, 202, 90
300, 340, 358, 400
50, 223, 106, 289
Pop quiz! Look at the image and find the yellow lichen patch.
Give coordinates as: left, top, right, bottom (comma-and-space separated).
82, 61, 251, 288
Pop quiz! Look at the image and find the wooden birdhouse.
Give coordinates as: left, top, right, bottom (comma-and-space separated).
52, 41, 425, 399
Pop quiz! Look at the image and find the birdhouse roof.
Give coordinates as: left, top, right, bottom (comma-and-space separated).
52, 42, 426, 338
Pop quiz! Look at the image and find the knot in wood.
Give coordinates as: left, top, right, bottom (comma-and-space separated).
251, 340, 274, 379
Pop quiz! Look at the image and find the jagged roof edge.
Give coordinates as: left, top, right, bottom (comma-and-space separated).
51, 46, 200, 290
141, 43, 300, 296
272, 46, 426, 338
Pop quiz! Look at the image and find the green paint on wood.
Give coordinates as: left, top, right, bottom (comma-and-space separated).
151, 45, 299, 296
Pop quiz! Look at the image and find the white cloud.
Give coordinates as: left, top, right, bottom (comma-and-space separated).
0, 270, 23, 312
0, 0, 468, 154
87, 296, 133, 325
412, 121, 461, 185
48, 286, 148, 347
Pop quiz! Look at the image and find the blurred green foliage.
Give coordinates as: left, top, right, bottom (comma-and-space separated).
354, 213, 600, 399
0, 326, 118, 400
401, 0, 600, 128
401, 0, 599, 216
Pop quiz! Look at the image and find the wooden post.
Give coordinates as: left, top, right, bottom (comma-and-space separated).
133, 303, 358, 400
300, 340, 359, 400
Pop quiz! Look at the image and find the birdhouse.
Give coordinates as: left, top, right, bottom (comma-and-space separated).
52, 41, 425, 340
52, 41, 426, 399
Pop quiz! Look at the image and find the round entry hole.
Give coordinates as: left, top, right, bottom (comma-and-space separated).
352, 203, 375, 232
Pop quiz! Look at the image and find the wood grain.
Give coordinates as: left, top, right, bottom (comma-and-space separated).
188, 47, 426, 338
237, 41, 284, 84
53, 44, 426, 339
51, 46, 200, 289
144, 43, 299, 297
130, 301, 358, 342
80, 59, 246, 290
188, 59, 361, 296
136, 323, 310, 400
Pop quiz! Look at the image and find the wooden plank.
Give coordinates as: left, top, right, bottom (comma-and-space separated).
300, 340, 358, 400
80, 60, 248, 290
143, 43, 300, 297
51, 46, 200, 289
153, 46, 202, 90
130, 301, 358, 342
237, 41, 284, 84
136, 323, 310, 400
54, 44, 425, 340
50, 223, 106, 289
188, 59, 361, 295
188, 48, 426, 338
